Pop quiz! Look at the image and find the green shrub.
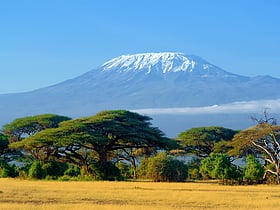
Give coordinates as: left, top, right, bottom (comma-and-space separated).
0, 168, 10, 178
28, 161, 46, 179
41, 161, 68, 178
64, 164, 81, 177
138, 152, 188, 182
0, 159, 18, 178
90, 161, 122, 181
187, 157, 202, 180
243, 155, 264, 184
116, 162, 133, 179
28, 160, 69, 179
200, 153, 241, 182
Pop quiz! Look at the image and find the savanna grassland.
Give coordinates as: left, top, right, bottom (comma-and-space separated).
0, 179, 280, 210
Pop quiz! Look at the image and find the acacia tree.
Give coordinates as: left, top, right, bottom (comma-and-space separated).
3, 114, 71, 169
10, 110, 176, 177
3, 114, 71, 142
230, 122, 280, 184
177, 126, 237, 158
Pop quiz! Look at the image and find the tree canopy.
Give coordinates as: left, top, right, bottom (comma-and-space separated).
3, 114, 71, 143
177, 126, 238, 158
10, 110, 177, 176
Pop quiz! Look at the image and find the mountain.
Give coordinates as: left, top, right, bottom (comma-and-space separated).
1, 52, 280, 136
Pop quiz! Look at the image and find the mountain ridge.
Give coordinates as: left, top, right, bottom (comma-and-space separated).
100, 52, 240, 77
1, 52, 280, 136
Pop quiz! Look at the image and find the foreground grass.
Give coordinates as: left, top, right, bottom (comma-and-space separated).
0, 179, 280, 210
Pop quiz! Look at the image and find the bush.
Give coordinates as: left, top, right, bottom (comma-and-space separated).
0, 159, 18, 178
41, 161, 68, 178
28, 160, 68, 179
64, 164, 81, 177
116, 162, 133, 179
90, 161, 122, 181
28, 161, 46, 179
187, 157, 202, 180
243, 155, 264, 184
138, 152, 188, 182
200, 153, 242, 183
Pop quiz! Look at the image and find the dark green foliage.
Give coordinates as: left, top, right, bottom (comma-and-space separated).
0, 158, 18, 178
41, 161, 68, 178
28, 161, 46, 179
64, 164, 81, 177
138, 152, 188, 182
200, 153, 241, 182
28, 160, 68, 179
0, 133, 8, 156
90, 162, 122, 181
187, 157, 202, 180
178, 126, 237, 158
116, 162, 133, 179
243, 155, 264, 184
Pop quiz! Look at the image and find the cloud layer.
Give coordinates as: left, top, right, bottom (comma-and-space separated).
132, 99, 280, 115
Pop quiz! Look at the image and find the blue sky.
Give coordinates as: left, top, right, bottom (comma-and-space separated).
1, 0, 280, 93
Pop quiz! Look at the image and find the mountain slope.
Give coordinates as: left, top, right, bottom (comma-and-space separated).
0, 52, 280, 133
39, 52, 280, 108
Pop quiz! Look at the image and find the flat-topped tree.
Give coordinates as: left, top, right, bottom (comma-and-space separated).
10, 110, 177, 176
177, 126, 238, 158
2, 114, 70, 165
3, 114, 71, 143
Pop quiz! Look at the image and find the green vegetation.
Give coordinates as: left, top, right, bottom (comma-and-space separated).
177, 126, 237, 158
1, 110, 279, 184
229, 112, 280, 184
200, 153, 241, 183
243, 155, 264, 184
3, 114, 71, 142
138, 152, 188, 182
0, 133, 8, 156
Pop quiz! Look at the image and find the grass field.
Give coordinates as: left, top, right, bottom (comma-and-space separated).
0, 179, 280, 210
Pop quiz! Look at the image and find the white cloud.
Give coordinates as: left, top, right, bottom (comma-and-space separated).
131, 99, 280, 115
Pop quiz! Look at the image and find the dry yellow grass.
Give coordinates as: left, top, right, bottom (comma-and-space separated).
0, 178, 280, 210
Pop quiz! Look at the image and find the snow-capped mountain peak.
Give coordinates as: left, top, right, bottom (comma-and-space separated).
101, 52, 214, 74
1, 52, 280, 137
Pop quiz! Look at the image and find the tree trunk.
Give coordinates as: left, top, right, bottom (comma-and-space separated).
80, 159, 91, 175
131, 157, 137, 179
98, 150, 108, 166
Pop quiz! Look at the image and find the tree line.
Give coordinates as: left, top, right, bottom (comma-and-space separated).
0, 110, 279, 184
